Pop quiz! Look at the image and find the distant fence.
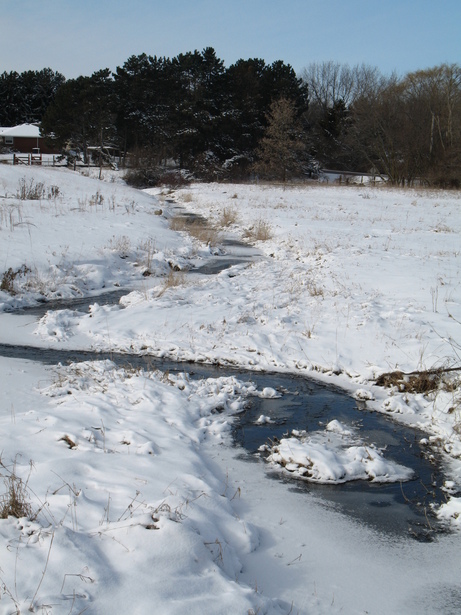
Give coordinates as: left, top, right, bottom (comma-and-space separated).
321, 169, 388, 184
12, 154, 59, 167
13, 153, 42, 166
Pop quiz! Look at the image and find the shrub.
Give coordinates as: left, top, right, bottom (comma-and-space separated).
156, 170, 191, 188
244, 219, 272, 241
218, 206, 239, 227
17, 177, 45, 200
0, 461, 33, 519
125, 167, 191, 189
124, 168, 160, 188
0, 264, 31, 294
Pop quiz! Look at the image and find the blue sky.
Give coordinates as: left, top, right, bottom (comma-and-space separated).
2, 0, 460, 78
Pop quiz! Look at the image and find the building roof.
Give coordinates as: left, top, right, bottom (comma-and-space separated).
0, 123, 42, 138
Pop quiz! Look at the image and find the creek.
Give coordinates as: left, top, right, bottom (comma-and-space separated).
0, 217, 449, 541
0, 330, 446, 541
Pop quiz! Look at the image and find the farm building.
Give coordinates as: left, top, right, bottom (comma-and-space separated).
0, 123, 57, 154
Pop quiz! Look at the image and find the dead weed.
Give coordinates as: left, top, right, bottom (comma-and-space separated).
375, 367, 460, 394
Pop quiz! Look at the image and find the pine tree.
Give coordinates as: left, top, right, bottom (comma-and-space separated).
253, 98, 307, 183
223, 59, 309, 177
114, 54, 178, 162
0, 69, 65, 127
41, 69, 115, 163
172, 47, 227, 171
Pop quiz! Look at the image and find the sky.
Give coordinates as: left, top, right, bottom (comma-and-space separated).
1, 0, 460, 79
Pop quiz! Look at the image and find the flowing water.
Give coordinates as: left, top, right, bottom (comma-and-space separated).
0, 223, 450, 541
0, 335, 446, 540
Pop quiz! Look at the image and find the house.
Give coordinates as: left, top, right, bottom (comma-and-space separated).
0, 123, 57, 154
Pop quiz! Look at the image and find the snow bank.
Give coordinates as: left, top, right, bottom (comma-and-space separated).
436, 497, 461, 528
263, 421, 413, 483
0, 165, 197, 309
2, 167, 461, 612
0, 358, 277, 614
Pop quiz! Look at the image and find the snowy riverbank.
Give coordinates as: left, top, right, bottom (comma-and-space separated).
0, 165, 460, 613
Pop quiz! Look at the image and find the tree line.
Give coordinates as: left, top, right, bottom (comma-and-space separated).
304, 61, 461, 187
1, 50, 460, 186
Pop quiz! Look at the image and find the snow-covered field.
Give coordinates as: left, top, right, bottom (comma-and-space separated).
0, 164, 460, 613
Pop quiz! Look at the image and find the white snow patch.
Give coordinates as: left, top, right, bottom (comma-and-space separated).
259, 386, 280, 398
266, 422, 413, 483
255, 414, 274, 424
436, 497, 461, 528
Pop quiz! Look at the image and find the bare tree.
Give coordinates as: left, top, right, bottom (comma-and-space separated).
349, 64, 461, 186
302, 63, 346, 168
403, 64, 461, 185
301, 61, 386, 170
302, 61, 355, 110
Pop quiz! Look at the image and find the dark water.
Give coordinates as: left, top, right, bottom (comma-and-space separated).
231, 372, 445, 540
189, 238, 260, 275
6, 289, 129, 317
0, 341, 447, 539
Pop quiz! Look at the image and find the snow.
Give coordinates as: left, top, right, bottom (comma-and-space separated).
264, 421, 414, 483
0, 164, 461, 613
0, 123, 41, 138
0, 358, 266, 614
436, 496, 461, 528
255, 414, 274, 424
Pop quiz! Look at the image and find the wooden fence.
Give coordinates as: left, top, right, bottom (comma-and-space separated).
13, 153, 43, 166
11, 154, 60, 166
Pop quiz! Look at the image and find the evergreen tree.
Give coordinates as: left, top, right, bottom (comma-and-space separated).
114, 54, 178, 162
253, 97, 307, 182
224, 59, 309, 177
41, 69, 115, 163
262, 60, 309, 111
0, 71, 22, 126
225, 58, 268, 173
171, 47, 227, 173
0, 69, 65, 126
20, 68, 66, 124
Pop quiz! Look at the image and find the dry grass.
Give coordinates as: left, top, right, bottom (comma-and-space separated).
16, 177, 45, 200
306, 280, 324, 297
169, 215, 220, 247
0, 264, 31, 295
138, 238, 157, 271
218, 206, 239, 227
375, 367, 461, 394
59, 434, 77, 449
0, 461, 33, 519
169, 216, 190, 232
107, 235, 131, 258
0, 202, 23, 231
159, 270, 185, 295
244, 219, 272, 241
